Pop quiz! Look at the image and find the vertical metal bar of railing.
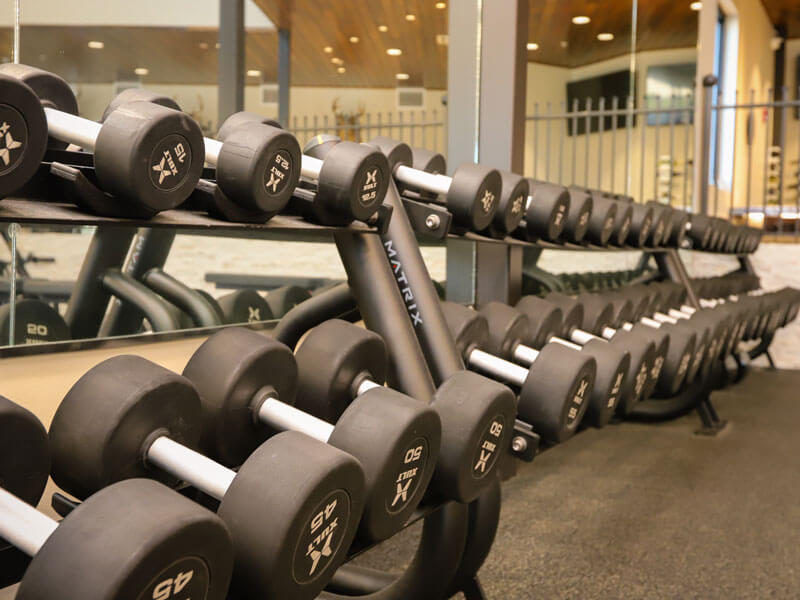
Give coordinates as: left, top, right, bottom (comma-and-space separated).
409, 111, 415, 146
778, 87, 789, 235
558, 101, 565, 186
571, 98, 579, 185
762, 88, 773, 225
624, 95, 633, 196
796, 87, 800, 237
545, 102, 552, 182
712, 90, 723, 216
746, 89, 755, 223
610, 96, 618, 193
584, 97, 592, 187
313, 115, 319, 137
639, 98, 647, 203
597, 96, 605, 190
728, 90, 739, 221
655, 97, 664, 203
668, 96, 676, 207
421, 110, 427, 148
533, 103, 539, 180
399, 111, 405, 144
377, 112, 383, 138
682, 97, 691, 210
698, 75, 718, 214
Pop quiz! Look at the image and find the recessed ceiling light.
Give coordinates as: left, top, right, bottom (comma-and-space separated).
405, 14, 417, 21
247, 69, 262, 77
349, 36, 359, 43
134, 67, 149, 76
560, 41, 569, 48
572, 15, 590, 25
378, 25, 388, 32
87, 41, 104, 49
396, 73, 410, 80
436, 34, 449, 46
597, 33, 614, 41
526, 42, 539, 51
323, 46, 333, 53
199, 42, 210, 50
435, 2, 446, 8
331, 57, 344, 65
215, 42, 220, 49
387, 48, 402, 56
337, 67, 346, 73
690, 1, 702, 10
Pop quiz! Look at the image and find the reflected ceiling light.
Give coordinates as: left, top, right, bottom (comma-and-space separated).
436, 34, 449, 46
323, 46, 333, 53
560, 41, 569, 48
247, 69, 262, 77
87, 41, 104, 49
387, 48, 402, 56
396, 73, 410, 80
199, 42, 210, 50
378, 25, 388, 32
215, 42, 220, 49
134, 67, 149, 76
331, 57, 344, 65
405, 14, 417, 21
690, 1, 702, 10
435, 2, 447, 8
337, 67, 346, 73
526, 42, 539, 50
597, 33, 614, 41
349, 36, 359, 43
572, 16, 590, 24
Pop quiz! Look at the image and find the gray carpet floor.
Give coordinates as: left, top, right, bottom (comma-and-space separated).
356, 368, 800, 598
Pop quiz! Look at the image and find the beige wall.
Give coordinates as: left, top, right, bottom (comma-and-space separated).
525, 48, 698, 203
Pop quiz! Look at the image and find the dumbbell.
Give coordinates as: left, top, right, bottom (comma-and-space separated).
182, 326, 441, 542
561, 186, 594, 243
568, 186, 618, 246
369, 137, 501, 233
646, 202, 689, 248
202, 114, 390, 225
514, 294, 655, 414
479, 301, 629, 428
49, 356, 366, 599
103, 90, 301, 221
289, 319, 514, 502
265, 285, 313, 318
521, 180, 570, 242
578, 188, 634, 247
217, 288, 274, 323
0, 395, 234, 600
0, 298, 70, 344
441, 301, 596, 443
0, 64, 204, 213
542, 290, 693, 397
0, 74, 49, 198
612, 194, 655, 247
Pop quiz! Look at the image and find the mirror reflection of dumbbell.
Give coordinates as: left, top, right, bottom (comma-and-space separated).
477, 301, 630, 429
0, 395, 234, 600
440, 301, 597, 443
286, 319, 516, 503
48, 357, 366, 599
0, 64, 204, 212
0, 298, 70, 344
199, 112, 392, 226
103, 91, 302, 222
182, 325, 441, 542
366, 137, 503, 234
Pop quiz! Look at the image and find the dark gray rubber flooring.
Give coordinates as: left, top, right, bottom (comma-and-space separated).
356, 368, 800, 598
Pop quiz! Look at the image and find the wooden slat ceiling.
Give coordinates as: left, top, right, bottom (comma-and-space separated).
761, 0, 800, 39
527, 0, 699, 68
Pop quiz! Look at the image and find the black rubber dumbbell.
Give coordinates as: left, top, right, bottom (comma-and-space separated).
0, 395, 234, 600
514, 294, 655, 415
441, 301, 596, 443
265, 285, 313, 318
479, 301, 630, 428
522, 180, 570, 242
612, 194, 655, 247
0, 74, 49, 198
561, 187, 594, 243
289, 319, 515, 503
182, 326, 441, 543
568, 186, 618, 246
209, 115, 390, 225
103, 91, 301, 222
579, 188, 635, 247
49, 356, 366, 600
0, 64, 204, 213
369, 137, 502, 233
